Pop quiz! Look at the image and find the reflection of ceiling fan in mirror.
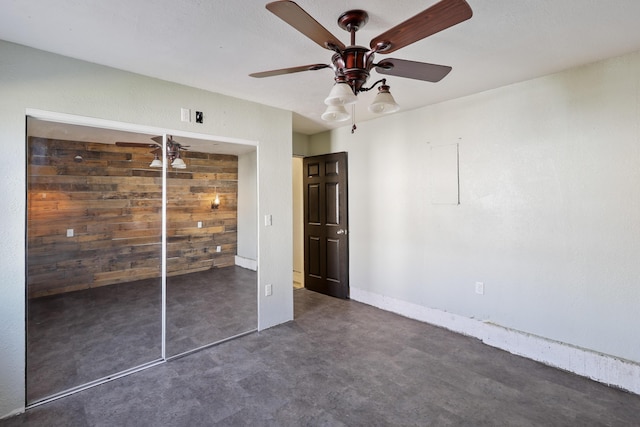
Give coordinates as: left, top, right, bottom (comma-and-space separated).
250, 0, 472, 129
115, 135, 189, 169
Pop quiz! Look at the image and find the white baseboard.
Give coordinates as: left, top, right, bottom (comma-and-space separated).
350, 287, 640, 395
0, 407, 24, 421
234, 256, 257, 271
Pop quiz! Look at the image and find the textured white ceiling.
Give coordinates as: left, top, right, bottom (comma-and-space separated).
4, 0, 640, 135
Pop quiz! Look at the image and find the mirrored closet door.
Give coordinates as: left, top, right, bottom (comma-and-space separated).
26, 119, 163, 403
26, 118, 258, 404
165, 136, 258, 358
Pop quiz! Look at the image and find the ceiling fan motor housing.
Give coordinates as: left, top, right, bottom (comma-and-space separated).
166, 141, 183, 160
332, 46, 374, 92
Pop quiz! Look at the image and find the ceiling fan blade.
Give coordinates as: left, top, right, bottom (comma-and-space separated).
266, 1, 346, 51
115, 142, 159, 148
375, 58, 452, 82
250, 64, 331, 78
370, 0, 472, 54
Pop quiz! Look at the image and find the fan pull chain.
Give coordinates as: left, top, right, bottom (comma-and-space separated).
351, 104, 357, 134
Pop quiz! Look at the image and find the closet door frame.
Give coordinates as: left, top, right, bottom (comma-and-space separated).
25, 109, 258, 408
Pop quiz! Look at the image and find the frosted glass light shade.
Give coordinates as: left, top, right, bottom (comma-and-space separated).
324, 82, 357, 106
171, 157, 187, 169
321, 105, 350, 122
368, 86, 399, 114
149, 155, 163, 168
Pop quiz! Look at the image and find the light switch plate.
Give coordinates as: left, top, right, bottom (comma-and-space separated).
181, 108, 191, 122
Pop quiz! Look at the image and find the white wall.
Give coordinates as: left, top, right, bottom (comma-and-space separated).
292, 132, 310, 156
0, 40, 293, 418
312, 50, 640, 391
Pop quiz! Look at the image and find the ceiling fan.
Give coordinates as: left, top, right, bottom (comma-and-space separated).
250, 0, 473, 127
115, 136, 189, 169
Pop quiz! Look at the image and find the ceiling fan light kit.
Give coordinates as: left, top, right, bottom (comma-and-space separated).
321, 105, 351, 122
368, 83, 400, 114
116, 136, 190, 169
251, 0, 473, 129
170, 156, 187, 169
149, 153, 163, 168
324, 80, 358, 106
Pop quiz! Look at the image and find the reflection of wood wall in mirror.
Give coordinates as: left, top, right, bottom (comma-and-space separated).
27, 137, 238, 298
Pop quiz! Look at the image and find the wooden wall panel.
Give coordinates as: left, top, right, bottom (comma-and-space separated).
27, 137, 239, 298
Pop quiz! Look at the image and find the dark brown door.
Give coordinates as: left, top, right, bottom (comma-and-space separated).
303, 152, 349, 299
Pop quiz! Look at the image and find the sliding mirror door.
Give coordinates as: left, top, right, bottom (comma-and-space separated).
26, 119, 163, 403
165, 136, 257, 358
26, 118, 258, 403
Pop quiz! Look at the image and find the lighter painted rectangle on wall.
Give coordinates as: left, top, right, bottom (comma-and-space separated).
429, 144, 459, 204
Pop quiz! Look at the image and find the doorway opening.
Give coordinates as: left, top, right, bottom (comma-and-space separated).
293, 152, 349, 300
292, 156, 304, 290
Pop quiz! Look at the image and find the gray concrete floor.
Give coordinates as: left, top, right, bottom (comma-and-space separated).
27, 266, 257, 403
8, 288, 640, 426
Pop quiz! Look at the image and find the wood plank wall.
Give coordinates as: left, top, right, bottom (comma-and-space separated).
27, 137, 238, 298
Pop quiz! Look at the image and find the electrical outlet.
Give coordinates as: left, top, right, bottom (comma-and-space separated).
197, 221, 203, 228
66, 229, 74, 237
265, 284, 272, 296
475, 282, 484, 295
195, 111, 203, 123
264, 214, 272, 226
216, 245, 221, 253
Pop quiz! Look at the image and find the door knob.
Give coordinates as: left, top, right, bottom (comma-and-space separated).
337, 229, 347, 235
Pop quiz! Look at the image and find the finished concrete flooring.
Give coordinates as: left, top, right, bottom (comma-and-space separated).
27, 266, 257, 403
7, 288, 640, 426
